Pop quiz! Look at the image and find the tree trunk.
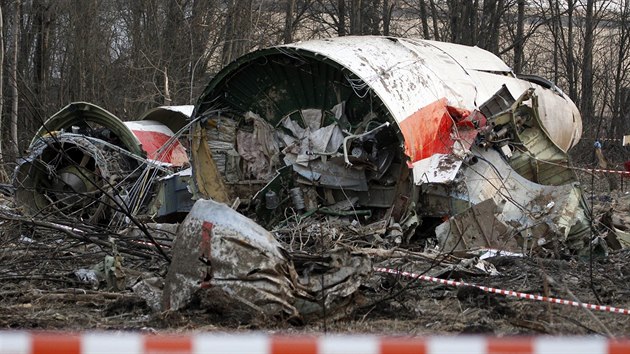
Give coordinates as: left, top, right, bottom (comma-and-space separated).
350, 0, 362, 34
419, 0, 429, 38
449, 0, 460, 43
449, 0, 476, 45
513, 0, 525, 72
338, 0, 346, 36
221, 0, 253, 66
580, 0, 595, 124
429, 0, 440, 41
489, 0, 504, 53
33, 0, 52, 120
382, 0, 392, 36
0, 4, 4, 171
10, 0, 19, 158
552, 0, 559, 83
611, 2, 630, 140
566, 0, 578, 101
283, 0, 295, 43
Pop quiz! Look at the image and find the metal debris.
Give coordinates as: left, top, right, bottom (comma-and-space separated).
163, 199, 303, 318
14, 102, 192, 224
9, 36, 613, 322
190, 36, 591, 256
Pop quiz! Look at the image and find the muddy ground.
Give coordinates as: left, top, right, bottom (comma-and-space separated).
1, 172, 629, 337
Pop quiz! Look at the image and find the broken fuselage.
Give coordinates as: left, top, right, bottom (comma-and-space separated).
191, 36, 587, 253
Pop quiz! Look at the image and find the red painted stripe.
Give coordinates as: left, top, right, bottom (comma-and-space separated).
271, 336, 317, 354
131, 130, 188, 166
32, 334, 81, 354
380, 338, 426, 354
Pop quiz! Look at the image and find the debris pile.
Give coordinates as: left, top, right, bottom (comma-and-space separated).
14, 102, 193, 225
2, 36, 630, 334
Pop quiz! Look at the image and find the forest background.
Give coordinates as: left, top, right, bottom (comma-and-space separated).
0, 0, 628, 173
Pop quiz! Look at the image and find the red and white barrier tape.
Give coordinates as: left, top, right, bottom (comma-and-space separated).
585, 137, 623, 142
574, 166, 630, 176
375, 267, 630, 315
528, 158, 630, 176
2, 332, 630, 354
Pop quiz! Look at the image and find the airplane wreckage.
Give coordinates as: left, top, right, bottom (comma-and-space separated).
13, 36, 601, 320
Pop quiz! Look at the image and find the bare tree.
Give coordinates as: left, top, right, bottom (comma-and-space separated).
609, 0, 630, 140
350, 0, 362, 34
221, 0, 253, 65
10, 0, 19, 158
382, 0, 394, 35
513, 0, 525, 72
429, 0, 441, 41
284, 0, 296, 43
338, 0, 346, 35
416, 0, 428, 38
580, 0, 595, 124
0, 3, 5, 177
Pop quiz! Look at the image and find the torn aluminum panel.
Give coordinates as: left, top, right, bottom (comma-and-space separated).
124, 120, 189, 167
436, 198, 516, 253
163, 198, 373, 321
14, 102, 191, 223
162, 198, 303, 318
431, 88, 590, 255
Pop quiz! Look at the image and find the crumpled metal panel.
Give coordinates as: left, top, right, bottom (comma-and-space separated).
191, 36, 585, 239
461, 146, 589, 250
284, 37, 475, 124
14, 134, 120, 219
469, 70, 581, 152
163, 199, 302, 318
15, 101, 194, 222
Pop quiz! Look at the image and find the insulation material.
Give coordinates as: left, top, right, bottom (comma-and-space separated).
244, 112, 280, 164
235, 112, 281, 180
281, 122, 344, 165
204, 115, 240, 182
237, 130, 271, 180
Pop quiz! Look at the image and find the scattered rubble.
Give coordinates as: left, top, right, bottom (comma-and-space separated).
1, 36, 630, 334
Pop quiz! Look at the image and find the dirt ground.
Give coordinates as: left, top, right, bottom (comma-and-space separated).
1, 172, 630, 337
